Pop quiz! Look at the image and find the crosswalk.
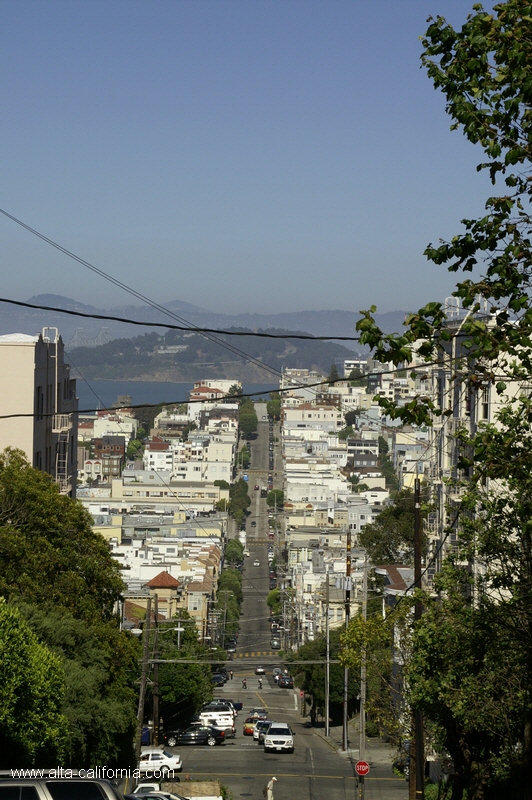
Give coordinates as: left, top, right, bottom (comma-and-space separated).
234, 650, 274, 658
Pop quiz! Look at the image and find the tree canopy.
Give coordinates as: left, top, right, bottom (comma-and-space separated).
352, 2, 532, 797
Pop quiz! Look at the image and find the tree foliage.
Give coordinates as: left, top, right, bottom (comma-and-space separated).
13, 601, 138, 768
359, 488, 428, 565
0, 449, 124, 621
352, 2, 532, 796
266, 489, 284, 509
0, 601, 68, 768
266, 392, 281, 420
224, 539, 244, 566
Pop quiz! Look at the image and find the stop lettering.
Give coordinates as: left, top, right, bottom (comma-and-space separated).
355, 761, 370, 776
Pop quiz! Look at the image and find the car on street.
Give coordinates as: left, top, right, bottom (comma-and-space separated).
278, 675, 294, 688
264, 722, 295, 754
255, 665, 266, 674
243, 717, 257, 736
138, 748, 183, 776
249, 707, 268, 718
253, 719, 273, 744
271, 638, 281, 649
163, 725, 225, 747
211, 672, 226, 686
254, 484, 260, 490
253, 559, 260, 566
251, 521, 256, 527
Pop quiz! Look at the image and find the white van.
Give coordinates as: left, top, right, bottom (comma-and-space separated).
198, 711, 236, 738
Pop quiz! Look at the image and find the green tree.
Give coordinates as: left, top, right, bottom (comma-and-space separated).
126, 438, 143, 459
224, 539, 244, 566
286, 628, 358, 725
266, 588, 283, 616
359, 488, 427, 565
266, 392, 281, 420
348, 368, 366, 387
14, 601, 138, 768
266, 489, 284, 509
352, 2, 532, 795
0, 449, 124, 621
0, 601, 68, 768
218, 568, 243, 605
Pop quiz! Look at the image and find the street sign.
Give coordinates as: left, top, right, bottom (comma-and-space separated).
355, 761, 370, 776
299, 690, 304, 697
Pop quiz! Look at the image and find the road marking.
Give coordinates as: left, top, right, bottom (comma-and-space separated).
256, 691, 267, 708
181, 772, 401, 781
293, 694, 297, 711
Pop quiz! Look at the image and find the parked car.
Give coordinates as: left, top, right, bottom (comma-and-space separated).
132, 784, 161, 796
138, 747, 183, 776
264, 722, 295, 754
253, 719, 273, 744
211, 673, 226, 686
278, 675, 294, 688
163, 725, 225, 747
243, 717, 257, 736
224, 698, 243, 712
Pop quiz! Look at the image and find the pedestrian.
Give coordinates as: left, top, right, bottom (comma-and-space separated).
242, 678, 247, 689
263, 777, 277, 800
258, 677, 263, 689
230, 670, 234, 680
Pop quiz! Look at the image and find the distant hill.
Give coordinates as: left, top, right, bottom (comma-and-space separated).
67, 326, 359, 383
0, 294, 407, 357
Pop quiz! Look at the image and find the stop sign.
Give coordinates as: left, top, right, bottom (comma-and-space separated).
299, 690, 304, 697
355, 761, 370, 776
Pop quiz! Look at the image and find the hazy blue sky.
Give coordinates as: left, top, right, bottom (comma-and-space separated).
2, 0, 494, 317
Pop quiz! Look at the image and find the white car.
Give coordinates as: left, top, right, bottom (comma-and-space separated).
138, 747, 183, 776
253, 559, 260, 566
264, 722, 295, 754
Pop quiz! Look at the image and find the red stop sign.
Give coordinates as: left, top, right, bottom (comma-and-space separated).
299, 690, 304, 697
355, 761, 370, 776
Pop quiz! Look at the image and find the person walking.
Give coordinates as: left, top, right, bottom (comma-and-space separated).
264, 777, 277, 800
258, 677, 263, 690
230, 670, 233, 680
242, 677, 247, 689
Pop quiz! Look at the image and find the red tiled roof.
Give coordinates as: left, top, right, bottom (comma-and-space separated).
146, 570, 180, 589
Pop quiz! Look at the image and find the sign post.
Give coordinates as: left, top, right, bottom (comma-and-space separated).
355, 761, 370, 800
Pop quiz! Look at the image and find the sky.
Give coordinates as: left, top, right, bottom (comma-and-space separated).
2, 0, 496, 317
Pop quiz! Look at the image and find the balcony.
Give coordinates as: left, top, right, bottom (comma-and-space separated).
52, 413, 72, 433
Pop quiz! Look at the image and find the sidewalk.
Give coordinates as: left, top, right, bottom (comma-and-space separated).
310, 717, 409, 800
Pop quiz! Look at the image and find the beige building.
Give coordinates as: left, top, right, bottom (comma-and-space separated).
0, 329, 78, 496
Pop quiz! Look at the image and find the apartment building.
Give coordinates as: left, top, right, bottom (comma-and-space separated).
0, 328, 78, 496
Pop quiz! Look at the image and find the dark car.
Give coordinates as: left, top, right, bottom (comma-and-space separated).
211, 672, 226, 686
164, 724, 225, 747
269, 579, 277, 590
278, 675, 294, 688
224, 699, 243, 712
271, 638, 281, 650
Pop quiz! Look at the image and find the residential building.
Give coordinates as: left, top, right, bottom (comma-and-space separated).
0, 328, 78, 496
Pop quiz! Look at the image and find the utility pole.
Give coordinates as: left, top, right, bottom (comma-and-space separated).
152, 595, 160, 747
359, 553, 368, 800
325, 568, 330, 737
134, 597, 152, 763
342, 528, 352, 751
410, 478, 424, 800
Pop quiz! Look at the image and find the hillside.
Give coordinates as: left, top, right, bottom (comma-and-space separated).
67, 327, 357, 383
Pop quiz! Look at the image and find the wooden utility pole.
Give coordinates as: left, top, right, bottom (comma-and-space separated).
342, 528, 352, 751
134, 597, 152, 763
152, 595, 160, 746
325, 569, 330, 737
409, 478, 424, 800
